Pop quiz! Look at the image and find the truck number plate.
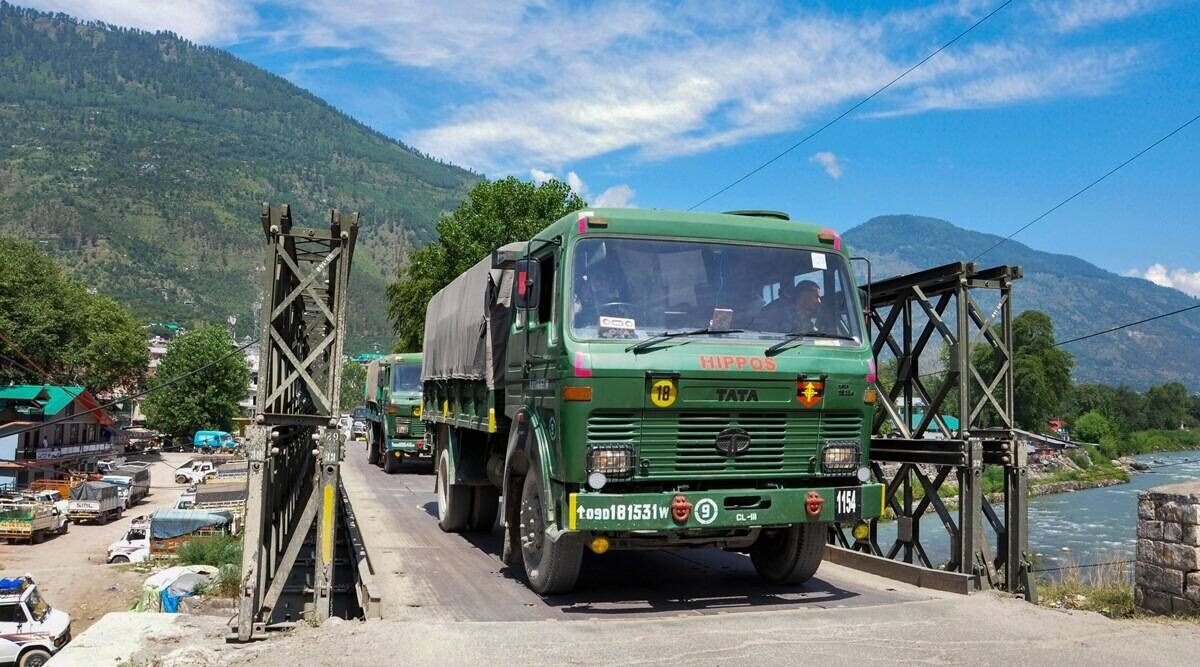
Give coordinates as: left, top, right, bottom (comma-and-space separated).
834, 488, 860, 521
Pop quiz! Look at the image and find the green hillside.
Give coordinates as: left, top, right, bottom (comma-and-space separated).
0, 2, 477, 349
843, 215, 1200, 391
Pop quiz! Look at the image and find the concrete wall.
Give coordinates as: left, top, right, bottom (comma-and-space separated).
1135, 480, 1200, 615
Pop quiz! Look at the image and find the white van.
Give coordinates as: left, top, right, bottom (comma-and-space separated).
0, 576, 71, 667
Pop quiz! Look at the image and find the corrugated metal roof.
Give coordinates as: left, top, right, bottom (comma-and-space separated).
0, 385, 110, 425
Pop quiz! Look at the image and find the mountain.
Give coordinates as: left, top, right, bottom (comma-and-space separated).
843, 215, 1200, 391
0, 3, 478, 350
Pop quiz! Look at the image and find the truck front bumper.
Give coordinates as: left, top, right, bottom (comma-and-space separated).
568, 483, 884, 532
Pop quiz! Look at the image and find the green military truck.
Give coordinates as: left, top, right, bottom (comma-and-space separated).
364, 353, 428, 473
422, 208, 884, 594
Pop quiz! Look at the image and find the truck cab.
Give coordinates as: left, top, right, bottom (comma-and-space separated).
0, 576, 71, 666
423, 208, 884, 594
364, 353, 427, 473
106, 521, 150, 564
174, 460, 218, 485
193, 430, 236, 453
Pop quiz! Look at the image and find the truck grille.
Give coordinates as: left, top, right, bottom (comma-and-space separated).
586, 411, 863, 479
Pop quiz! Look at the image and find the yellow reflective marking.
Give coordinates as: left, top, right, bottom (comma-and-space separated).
442, 400, 449, 417
649, 378, 677, 408
568, 493, 577, 530
488, 408, 496, 433
321, 484, 335, 564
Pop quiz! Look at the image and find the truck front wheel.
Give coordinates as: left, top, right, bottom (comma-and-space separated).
436, 448, 470, 532
518, 473, 582, 595
383, 450, 402, 474
17, 648, 52, 667
750, 522, 826, 585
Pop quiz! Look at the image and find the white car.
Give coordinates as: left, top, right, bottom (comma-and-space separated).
0, 576, 71, 667
106, 520, 151, 564
174, 460, 218, 485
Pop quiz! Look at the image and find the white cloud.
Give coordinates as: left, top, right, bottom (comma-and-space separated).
809, 152, 844, 179
1127, 264, 1200, 297
528, 168, 634, 207
529, 168, 555, 185
593, 185, 636, 208
21, 0, 256, 43
566, 172, 587, 196
1033, 0, 1165, 34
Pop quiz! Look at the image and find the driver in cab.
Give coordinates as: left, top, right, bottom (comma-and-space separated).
758, 279, 822, 333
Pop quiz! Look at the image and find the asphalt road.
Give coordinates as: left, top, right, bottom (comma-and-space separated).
339, 439, 934, 622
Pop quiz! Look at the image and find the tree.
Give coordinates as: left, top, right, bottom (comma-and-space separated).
387, 177, 586, 351
1073, 410, 1115, 444
1111, 385, 1147, 433
1144, 382, 1190, 430
141, 326, 249, 439
0, 238, 146, 393
339, 360, 366, 413
975, 310, 1074, 431
1064, 384, 1117, 424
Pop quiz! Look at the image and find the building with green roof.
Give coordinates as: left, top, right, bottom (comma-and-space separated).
0, 384, 114, 489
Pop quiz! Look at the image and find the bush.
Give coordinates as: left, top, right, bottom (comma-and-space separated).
1072, 411, 1114, 444
1067, 448, 1092, 470
176, 534, 242, 569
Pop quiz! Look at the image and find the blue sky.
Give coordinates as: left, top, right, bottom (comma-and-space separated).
29, 0, 1200, 295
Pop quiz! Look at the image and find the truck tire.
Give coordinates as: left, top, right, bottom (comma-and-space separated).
383, 450, 402, 474
750, 522, 826, 585
519, 473, 582, 595
18, 648, 52, 667
468, 486, 499, 532
436, 448, 470, 532
59, 521, 69, 535
367, 426, 381, 465
175, 474, 188, 484
109, 554, 130, 564
31, 529, 44, 544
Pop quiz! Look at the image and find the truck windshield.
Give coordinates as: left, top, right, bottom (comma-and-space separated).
570, 237, 862, 344
390, 364, 421, 393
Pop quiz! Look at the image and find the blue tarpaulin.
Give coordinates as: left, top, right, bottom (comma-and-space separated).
149, 508, 232, 539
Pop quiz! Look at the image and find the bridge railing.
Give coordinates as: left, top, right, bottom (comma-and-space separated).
830, 261, 1035, 601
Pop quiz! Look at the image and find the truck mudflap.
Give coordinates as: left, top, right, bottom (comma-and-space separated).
568, 483, 884, 531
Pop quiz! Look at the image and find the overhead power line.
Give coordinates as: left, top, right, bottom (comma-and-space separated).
973, 110, 1200, 262
1055, 303, 1200, 346
687, 0, 1015, 211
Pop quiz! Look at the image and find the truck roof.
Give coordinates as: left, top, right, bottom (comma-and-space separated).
538, 208, 839, 252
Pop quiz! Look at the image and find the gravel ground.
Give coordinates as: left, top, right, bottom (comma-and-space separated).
1, 452, 194, 632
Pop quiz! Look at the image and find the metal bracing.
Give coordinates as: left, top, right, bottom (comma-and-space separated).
830, 261, 1034, 600
234, 204, 358, 641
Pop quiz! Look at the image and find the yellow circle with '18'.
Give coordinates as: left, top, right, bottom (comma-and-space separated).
649, 379, 677, 408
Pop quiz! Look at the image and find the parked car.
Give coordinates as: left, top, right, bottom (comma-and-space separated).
0, 576, 71, 666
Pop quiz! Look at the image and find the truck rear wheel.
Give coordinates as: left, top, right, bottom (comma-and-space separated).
467, 486, 499, 532
436, 448, 470, 532
519, 473, 582, 595
367, 426, 381, 466
383, 450, 402, 474
750, 522, 826, 585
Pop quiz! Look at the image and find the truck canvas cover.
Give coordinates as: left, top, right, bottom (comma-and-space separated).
70, 480, 118, 501
421, 245, 518, 389
195, 483, 247, 504
150, 508, 232, 539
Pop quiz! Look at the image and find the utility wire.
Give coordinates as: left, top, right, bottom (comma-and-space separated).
973, 111, 1200, 262
1054, 303, 1200, 346
687, 0, 1015, 211
1032, 558, 1134, 573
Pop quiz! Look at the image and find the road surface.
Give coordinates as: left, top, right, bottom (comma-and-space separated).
339, 439, 936, 622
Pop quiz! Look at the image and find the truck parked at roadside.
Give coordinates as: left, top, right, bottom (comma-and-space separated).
67, 481, 123, 524
193, 430, 237, 453
100, 464, 151, 508
105, 509, 235, 564
364, 353, 427, 473
0, 500, 68, 544
0, 576, 71, 667
422, 208, 883, 594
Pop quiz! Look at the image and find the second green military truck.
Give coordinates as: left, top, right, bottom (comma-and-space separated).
422, 208, 883, 594
364, 353, 427, 473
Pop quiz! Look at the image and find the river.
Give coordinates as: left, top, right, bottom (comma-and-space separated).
873, 449, 1200, 574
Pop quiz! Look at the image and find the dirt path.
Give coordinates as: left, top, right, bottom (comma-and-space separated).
0, 452, 192, 632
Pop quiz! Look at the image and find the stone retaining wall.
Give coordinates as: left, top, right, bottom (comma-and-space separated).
1135, 480, 1200, 615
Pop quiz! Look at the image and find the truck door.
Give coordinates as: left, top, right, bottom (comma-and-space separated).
511, 245, 561, 446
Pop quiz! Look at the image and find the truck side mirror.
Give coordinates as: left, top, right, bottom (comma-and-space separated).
514, 258, 540, 311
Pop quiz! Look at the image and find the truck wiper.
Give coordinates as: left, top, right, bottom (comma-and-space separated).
627, 328, 744, 354
764, 331, 857, 357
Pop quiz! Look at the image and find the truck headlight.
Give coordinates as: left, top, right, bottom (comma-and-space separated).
821, 441, 860, 474
586, 444, 634, 481
394, 422, 410, 436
